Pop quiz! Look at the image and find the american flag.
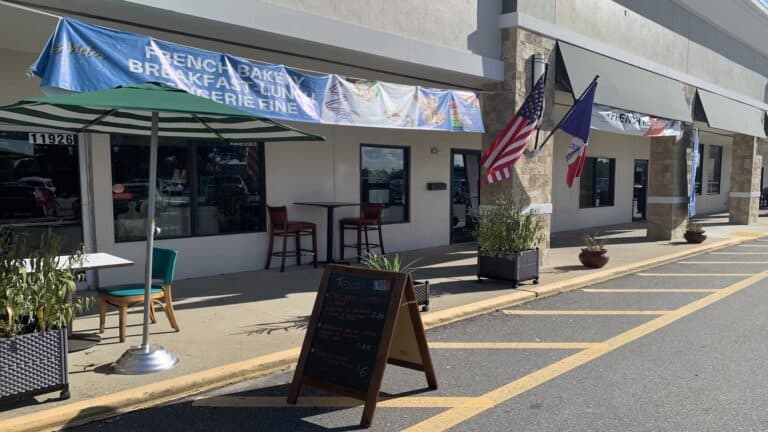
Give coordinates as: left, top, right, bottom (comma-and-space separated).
481, 74, 546, 184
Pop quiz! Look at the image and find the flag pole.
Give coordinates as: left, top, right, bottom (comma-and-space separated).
529, 75, 599, 156
530, 65, 549, 153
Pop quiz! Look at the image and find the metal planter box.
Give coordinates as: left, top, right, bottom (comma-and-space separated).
0, 327, 69, 402
413, 280, 430, 312
477, 249, 539, 287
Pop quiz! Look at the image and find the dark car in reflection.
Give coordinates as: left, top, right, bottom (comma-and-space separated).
0, 182, 58, 218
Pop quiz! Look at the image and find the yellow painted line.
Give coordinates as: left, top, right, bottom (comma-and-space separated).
503, 310, 669, 316
403, 269, 768, 432
192, 395, 493, 409
581, 288, 718, 293
429, 342, 600, 349
710, 252, 768, 255
679, 261, 768, 264
730, 231, 763, 238
637, 273, 753, 277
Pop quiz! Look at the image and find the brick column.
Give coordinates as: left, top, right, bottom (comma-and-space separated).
729, 134, 761, 225
481, 28, 556, 264
646, 129, 691, 241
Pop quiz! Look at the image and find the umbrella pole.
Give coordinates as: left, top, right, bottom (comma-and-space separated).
114, 112, 178, 374
141, 112, 159, 350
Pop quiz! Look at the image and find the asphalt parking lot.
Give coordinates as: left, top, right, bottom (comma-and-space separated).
69, 239, 768, 431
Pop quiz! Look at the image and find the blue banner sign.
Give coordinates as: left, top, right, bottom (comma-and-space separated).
30, 18, 484, 133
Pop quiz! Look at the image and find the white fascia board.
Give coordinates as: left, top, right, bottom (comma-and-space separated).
123, 0, 504, 84
500, 11, 768, 113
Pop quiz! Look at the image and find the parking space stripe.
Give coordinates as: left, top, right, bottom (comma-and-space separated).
429, 342, 600, 349
581, 288, 718, 293
637, 273, 753, 276
737, 244, 768, 248
710, 252, 768, 255
402, 269, 768, 432
679, 261, 768, 264
503, 310, 669, 316
192, 395, 491, 408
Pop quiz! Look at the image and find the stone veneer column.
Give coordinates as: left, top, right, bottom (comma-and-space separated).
480, 28, 556, 264
646, 129, 690, 241
729, 134, 762, 225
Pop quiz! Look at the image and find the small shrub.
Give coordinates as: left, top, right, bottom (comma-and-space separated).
685, 221, 704, 233
583, 233, 605, 252
473, 194, 545, 259
0, 229, 88, 338
361, 253, 419, 274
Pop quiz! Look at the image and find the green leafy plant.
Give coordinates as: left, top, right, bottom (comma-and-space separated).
685, 221, 704, 233
583, 232, 606, 252
361, 253, 419, 274
0, 229, 89, 338
473, 194, 545, 259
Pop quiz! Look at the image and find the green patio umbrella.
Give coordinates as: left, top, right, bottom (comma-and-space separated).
0, 82, 324, 374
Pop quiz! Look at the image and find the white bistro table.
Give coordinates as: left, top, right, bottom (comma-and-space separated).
23, 252, 135, 352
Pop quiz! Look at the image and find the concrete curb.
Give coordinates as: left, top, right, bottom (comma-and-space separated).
2, 234, 761, 432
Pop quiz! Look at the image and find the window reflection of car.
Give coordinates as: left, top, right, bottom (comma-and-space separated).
18, 176, 56, 193
0, 182, 57, 218
112, 181, 164, 215
158, 178, 186, 195
200, 176, 251, 204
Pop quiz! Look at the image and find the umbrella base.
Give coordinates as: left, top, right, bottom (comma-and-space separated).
113, 344, 179, 375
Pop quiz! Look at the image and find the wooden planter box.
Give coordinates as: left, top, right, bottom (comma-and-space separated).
0, 327, 69, 402
477, 249, 539, 288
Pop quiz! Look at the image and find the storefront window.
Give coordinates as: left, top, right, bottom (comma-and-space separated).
360, 145, 409, 224
706, 145, 722, 195
196, 145, 265, 235
579, 157, 615, 209
111, 136, 264, 242
0, 131, 83, 251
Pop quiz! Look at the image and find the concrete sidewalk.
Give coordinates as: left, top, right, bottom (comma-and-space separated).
1, 212, 766, 429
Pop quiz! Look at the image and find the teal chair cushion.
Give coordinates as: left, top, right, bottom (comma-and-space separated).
97, 284, 163, 297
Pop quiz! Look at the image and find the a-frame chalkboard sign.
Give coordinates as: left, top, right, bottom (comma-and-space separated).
287, 264, 437, 428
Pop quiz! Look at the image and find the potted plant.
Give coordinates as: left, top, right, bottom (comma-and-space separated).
0, 229, 88, 403
684, 221, 707, 244
579, 233, 609, 268
361, 253, 430, 312
474, 194, 545, 287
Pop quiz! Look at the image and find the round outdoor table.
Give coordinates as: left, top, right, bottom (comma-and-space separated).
294, 202, 360, 264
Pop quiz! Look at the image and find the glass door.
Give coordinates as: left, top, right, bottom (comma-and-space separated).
633, 159, 648, 221
450, 150, 480, 243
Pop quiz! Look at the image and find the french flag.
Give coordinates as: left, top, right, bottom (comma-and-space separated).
562, 81, 598, 188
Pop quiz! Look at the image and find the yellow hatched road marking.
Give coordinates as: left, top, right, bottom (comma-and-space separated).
503, 310, 669, 316
679, 261, 768, 264
402, 269, 768, 432
638, 273, 753, 277
192, 395, 492, 408
429, 342, 601, 349
581, 288, 718, 293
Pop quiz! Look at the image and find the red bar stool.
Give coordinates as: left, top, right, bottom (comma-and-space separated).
339, 203, 385, 261
265, 205, 318, 272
